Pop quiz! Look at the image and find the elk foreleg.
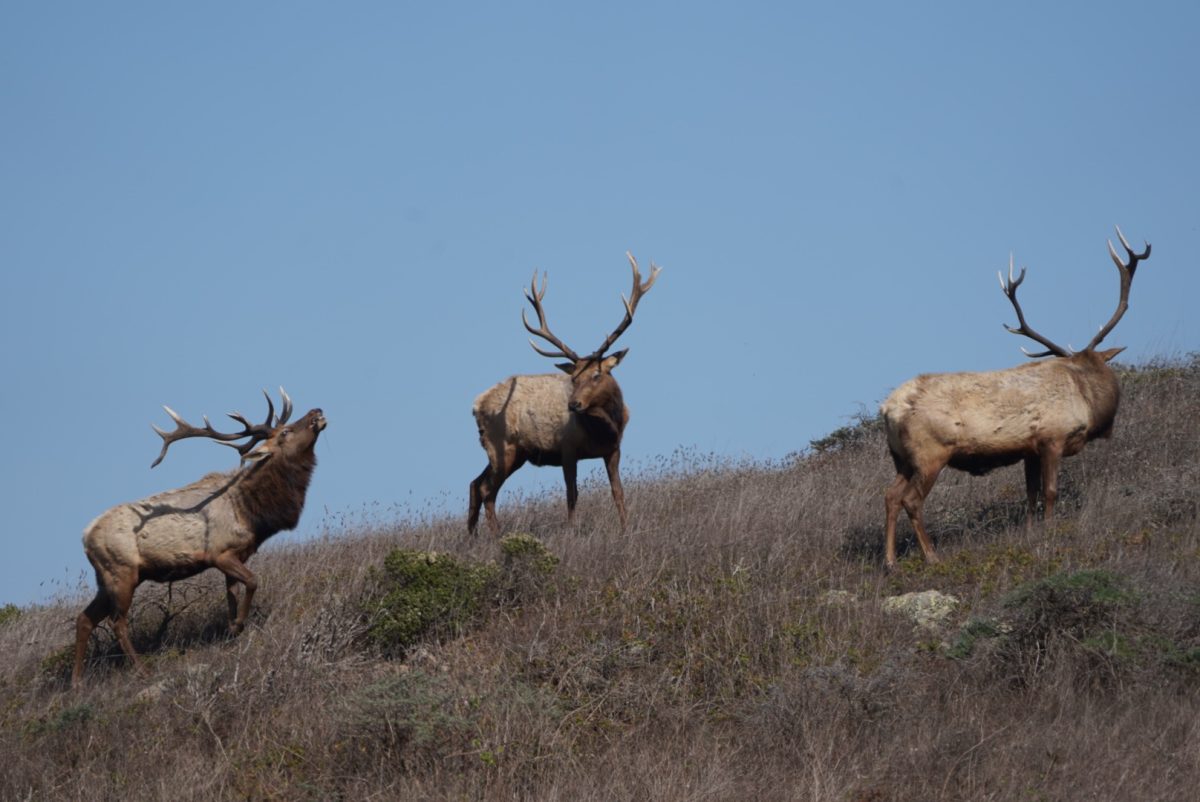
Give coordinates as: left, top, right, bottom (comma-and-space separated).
1023, 457, 1043, 530
563, 460, 579, 527
72, 590, 113, 688
214, 552, 257, 635
604, 449, 627, 533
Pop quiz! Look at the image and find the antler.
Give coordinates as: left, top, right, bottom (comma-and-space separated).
998, 254, 1072, 359
585, 252, 661, 360
1084, 225, 1151, 352
522, 272, 582, 362
150, 387, 292, 468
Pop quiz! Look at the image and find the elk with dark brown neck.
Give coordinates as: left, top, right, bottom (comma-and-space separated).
73, 389, 326, 687
469, 253, 661, 535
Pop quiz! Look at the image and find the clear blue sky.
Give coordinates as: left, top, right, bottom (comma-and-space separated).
2, 2, 1197, 605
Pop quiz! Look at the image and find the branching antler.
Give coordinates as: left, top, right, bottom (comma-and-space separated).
151, 387, 292, 468
1085, 226, 1151, 352
998, 254, 1072, 359
585, 252, 661, 360
522, 272, 582, 362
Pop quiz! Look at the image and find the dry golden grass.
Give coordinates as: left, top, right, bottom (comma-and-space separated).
1, 356, 1198, 801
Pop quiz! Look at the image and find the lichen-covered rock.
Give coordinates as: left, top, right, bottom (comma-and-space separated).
882, 590, 960, 630
819, 589, 857, 606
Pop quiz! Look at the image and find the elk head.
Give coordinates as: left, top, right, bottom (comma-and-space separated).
998, 225, 1151, 364
521, 252, 660, 418
150, 387, 325, 469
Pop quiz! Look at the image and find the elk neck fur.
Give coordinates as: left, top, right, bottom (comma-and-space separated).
881, 348, 1122, 476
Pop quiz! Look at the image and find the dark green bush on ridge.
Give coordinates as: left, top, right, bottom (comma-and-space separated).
367, 534, 557, 655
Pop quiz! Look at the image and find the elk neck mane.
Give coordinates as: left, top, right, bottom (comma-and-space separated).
576, 382, 628, 447
233, 450, 318, 540
1064, 351, 1121, 438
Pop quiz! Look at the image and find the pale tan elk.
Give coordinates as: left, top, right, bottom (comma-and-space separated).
469, 253, 661, 535
73, 389, 326, 687
881, 227, 1151, 569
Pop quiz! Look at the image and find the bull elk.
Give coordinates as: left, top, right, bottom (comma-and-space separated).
72, 389, 326, 687
468, 252, 661, 535
881, 227, 1151, 569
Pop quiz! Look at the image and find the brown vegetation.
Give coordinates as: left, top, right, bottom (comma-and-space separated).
882, 229, 1151, 567
2, 357, 1197, 800
469, 253, 660, 534
73, 390, 326, 687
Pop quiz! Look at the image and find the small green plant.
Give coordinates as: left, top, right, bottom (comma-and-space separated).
367, 549, 499, 655
946, 618, 1004, 660
0, 603, 20, 627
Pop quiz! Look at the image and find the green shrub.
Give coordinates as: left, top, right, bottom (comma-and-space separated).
368, 550, 499, 655
0, 604, 19, 627
946, 618, 1004, 660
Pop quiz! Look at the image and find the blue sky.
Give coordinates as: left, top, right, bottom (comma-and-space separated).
2, 2, 1197, 605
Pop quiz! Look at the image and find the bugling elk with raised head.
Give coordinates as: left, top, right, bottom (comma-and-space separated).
881, 227, 1151, 569
73, 388, 326, 687
469, 252, 661, 535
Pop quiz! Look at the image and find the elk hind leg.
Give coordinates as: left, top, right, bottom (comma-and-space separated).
1039, 445, 1064, 522
468, 465, 490, 535
883, 473, 909, 569
480, 446, 525, 536
901, 462, 946, 564
108, 568, 145, 675
73, 589, 113, 688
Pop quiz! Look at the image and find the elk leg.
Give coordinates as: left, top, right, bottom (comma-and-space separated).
563, 460, 579, 527
481, 447, 525, 536
109, 569, 145, 675
225, 574, 240, 630
604, 449, 627, 533
214, 552, 257, 635
1023, 457, 1043, 530
72, 590, 113, 688
1039, 445, 1064, 521
902, 464, 945, 564
468, 465, 490, 535
883, 473, 909, 569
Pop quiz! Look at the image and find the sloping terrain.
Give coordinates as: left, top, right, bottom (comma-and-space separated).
1, 357, 1197, 801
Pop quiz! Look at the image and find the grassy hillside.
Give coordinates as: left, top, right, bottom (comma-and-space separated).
2, 357, 1198, 801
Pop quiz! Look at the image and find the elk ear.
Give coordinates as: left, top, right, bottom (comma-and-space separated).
1096, 346, 1126, 363
555, 361, 576, 375
600, 349, 629, 372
